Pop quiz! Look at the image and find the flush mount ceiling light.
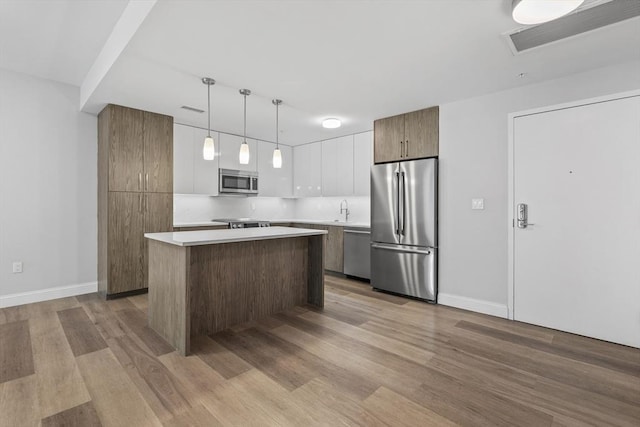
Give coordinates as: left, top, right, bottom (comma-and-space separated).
322, 118, 342, 129
202, 77, 216, 160
272, 99, 283, 169
512, 0, 584, 25
239, 89, 251, 165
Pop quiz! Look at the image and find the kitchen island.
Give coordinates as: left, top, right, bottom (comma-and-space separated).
144, 226, 327, 355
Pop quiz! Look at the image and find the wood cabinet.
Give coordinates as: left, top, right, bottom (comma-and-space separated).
257, 141, 293, 197
374, 106, 439, 163
294, 223, 343, 273
322, 136, 354, 196
293, 142, 322, 197
98, 104, 173, 298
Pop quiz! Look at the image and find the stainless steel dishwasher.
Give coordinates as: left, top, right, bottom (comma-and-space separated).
343, 227, 371, 280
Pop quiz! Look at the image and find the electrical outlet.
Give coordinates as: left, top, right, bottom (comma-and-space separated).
471, 198, 485, 210
12, 261, 23, 273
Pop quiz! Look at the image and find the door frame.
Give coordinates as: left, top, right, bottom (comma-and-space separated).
506, 89, 640, 321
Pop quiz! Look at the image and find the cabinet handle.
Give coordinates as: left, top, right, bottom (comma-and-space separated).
406, 139, 409, 157
138, 194, 142, 213
145, 173, 149, 191
400, 140, 403, 158
138, 173, 142, 190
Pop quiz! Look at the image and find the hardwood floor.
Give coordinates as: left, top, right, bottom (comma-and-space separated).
1, 275, 638, 426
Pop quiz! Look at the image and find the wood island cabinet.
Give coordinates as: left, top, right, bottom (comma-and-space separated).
374, 106, 439, 163
98, 104, 173, 298
294, 223, 344, 273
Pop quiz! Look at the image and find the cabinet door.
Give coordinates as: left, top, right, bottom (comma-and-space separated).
143, 112, 173, 192
257, 141, 292, 197
404, 106, 438, 159
109, 106, 144, 192
173, 124, 195, 194
325, 225, 344, 273
219, 133, 258, 172
354, 131, 373, 196
108, 192, 144, 294
293, 142, 322, 197
193, 128, 219, 195
374, 115, 404, 164
143, 193, 173, 287
322, 136, 354, 196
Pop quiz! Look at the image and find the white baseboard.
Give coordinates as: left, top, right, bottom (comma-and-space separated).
438, 293, 508, 319
0, 282, 98, 309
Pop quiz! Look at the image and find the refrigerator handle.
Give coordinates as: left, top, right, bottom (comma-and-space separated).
401, 171, 406, 236
395, 171, 401, 236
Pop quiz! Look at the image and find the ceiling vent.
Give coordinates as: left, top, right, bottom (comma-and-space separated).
180, 105, 205, 113
504, 0, 640, 54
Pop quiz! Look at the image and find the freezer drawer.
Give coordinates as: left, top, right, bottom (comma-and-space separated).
343, 229, 371, 280
371, 243, 437, 301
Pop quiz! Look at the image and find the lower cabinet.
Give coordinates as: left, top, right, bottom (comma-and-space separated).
294, 223, 344, 273
104, 192, 172, 296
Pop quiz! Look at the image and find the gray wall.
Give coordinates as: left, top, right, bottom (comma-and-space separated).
0, 68, 97, 301
438, 59, 640, 315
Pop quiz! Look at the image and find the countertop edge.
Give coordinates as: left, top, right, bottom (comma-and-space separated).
145, 227, 328, 247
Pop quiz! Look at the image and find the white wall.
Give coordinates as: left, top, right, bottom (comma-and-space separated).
294, 197, 370, 224
174, 195, 296, 223
0, 69, 97, 305
438, 60, 640, 315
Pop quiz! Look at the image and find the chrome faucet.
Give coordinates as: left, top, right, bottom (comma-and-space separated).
339, 199, 350, 222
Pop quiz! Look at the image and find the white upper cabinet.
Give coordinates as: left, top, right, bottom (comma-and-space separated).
322, 135, 354, 196
193, 127, 219, 195
219, 133, 257, 172
354, 131, 373, 196
257, 141, 292, 197
293, 142, 322, 197
173, 124, 219, 195
173, 124, 194, 194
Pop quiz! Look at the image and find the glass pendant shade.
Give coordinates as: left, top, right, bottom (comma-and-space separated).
512, 0, 583, 25
272, 147, 282, 168
239, 141, 250, 164
203, 135, 215, 160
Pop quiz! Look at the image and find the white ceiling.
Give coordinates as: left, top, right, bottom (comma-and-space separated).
0, 0, 129, 86
3, 1, 639, 145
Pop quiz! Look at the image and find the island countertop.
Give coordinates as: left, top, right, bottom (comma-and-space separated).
145, 226, 327, 247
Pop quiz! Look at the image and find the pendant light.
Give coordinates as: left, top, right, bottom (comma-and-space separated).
201, 77, 216, 160
511, 0, 583, 25
239, 89, 251, 164
272, 99, 283, 169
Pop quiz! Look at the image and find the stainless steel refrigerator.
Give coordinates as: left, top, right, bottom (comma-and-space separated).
371, 158, 437, 302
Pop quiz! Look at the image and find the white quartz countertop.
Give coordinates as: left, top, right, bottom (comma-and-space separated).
145, 226, 328, 247
173, 219, 370, 229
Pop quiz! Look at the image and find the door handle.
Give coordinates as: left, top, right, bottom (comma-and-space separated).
516, 203, 536, 228
395, 171, 401, 235
371, 243, 431, 255
401, 171, 406, 236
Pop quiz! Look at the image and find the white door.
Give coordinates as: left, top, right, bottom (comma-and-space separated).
513, 95, 640, 348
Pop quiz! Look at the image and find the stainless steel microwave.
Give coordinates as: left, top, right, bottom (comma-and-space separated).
219, 169, 259, 195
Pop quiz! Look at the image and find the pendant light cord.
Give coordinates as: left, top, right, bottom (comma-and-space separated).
207, 83, 211, 138
276, 102, 279, 149
243, 93, 247, 143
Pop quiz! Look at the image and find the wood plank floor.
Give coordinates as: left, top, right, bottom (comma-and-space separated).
1, 275, 638, 426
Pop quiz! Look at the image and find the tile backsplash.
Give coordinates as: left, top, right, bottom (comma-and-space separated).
174, 195, 370, 224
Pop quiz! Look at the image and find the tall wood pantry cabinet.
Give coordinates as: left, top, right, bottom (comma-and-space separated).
374, 106, 439, 163
98, 104, 173, 298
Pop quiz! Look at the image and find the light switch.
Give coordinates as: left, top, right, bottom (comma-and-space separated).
471, 198, 485, 210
